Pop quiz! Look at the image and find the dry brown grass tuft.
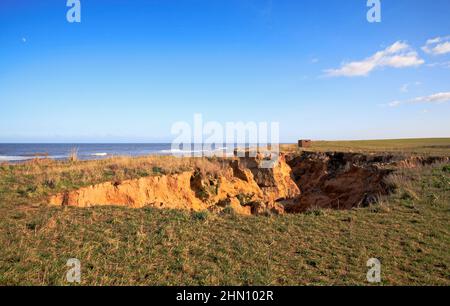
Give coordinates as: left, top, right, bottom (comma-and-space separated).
68, 148, 79, 162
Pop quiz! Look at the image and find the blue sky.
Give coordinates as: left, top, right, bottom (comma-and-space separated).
0, 0, 449, 143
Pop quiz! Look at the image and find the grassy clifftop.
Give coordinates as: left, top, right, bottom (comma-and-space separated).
0, 163, 449, 285
0, 141, 449, 285
282, 138, 450, 156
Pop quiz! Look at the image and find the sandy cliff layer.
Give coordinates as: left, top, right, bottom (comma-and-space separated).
49, 154, 300, 215
49, 152, 448, 215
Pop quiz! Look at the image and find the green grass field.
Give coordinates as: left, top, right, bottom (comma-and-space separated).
0, 139, 449, 285
282, 138, 450, 156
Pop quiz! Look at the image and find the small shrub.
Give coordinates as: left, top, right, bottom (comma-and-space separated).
192, 210, 209, 221
152, 167, 164, 175
26, 222, 38, 231
221, 206, 237, 217
236, 193, 255, 206
44, 179, 56, 189
442, 164, 450, 173
304, 206, 325, 216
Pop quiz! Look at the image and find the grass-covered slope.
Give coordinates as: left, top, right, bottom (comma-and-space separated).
0, 157, 449, 285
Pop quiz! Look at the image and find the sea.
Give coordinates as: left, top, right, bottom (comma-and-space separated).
0, 143, 233, 162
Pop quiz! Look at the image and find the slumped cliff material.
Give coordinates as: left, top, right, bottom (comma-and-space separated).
49, 154, 300, 215
50, 152, 445, 215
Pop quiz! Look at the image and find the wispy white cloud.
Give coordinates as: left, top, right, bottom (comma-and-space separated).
324, 41, 424, 77
388, 92, 450, 107
422, 36, 450, 55
388, 100, 402, 107
400, 84, 409, 93
427, 61, 450, 69
400, 81, 421, 93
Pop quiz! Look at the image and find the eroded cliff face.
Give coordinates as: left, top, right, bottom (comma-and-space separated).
285, 152, 449, 212
49, 154, 300, 215
49, 152, 447, 215
285, 152, 394, 212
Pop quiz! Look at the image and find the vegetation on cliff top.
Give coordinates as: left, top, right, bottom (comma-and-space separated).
0, 140, 449, 285
282, 138, 450, 156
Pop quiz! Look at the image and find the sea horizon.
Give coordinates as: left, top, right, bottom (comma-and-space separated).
0, 143, 238, 162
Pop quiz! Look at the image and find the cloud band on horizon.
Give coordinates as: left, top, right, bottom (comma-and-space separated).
388, 92, 450, 107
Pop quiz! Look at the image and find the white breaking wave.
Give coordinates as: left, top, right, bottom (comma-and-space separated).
158, 146, 232, 157
91, 153, 108, 156
159, 149, 204, 154
160, 148, 229, 154
0, 156, 33, 161
0, 155, 68, 162
213, 146, 228, 151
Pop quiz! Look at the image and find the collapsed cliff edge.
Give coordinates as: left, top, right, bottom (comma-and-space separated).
49, 152, 449, 215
